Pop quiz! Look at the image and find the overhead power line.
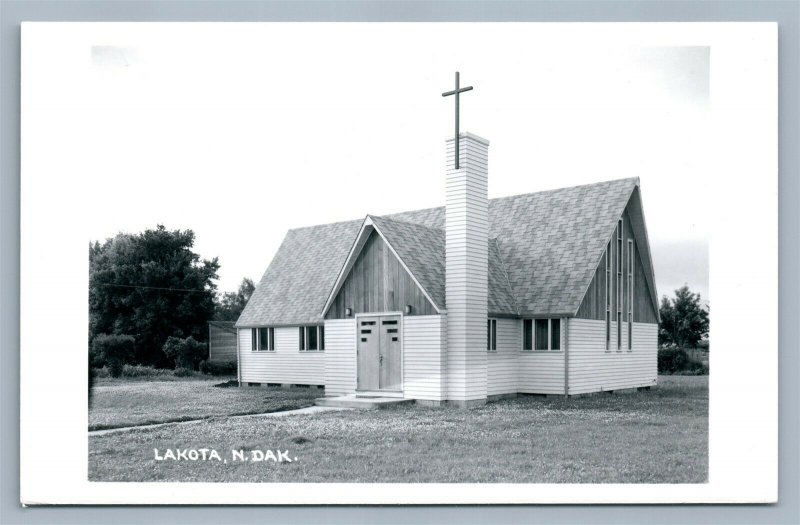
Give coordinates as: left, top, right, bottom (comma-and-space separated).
94, 283, 213, 294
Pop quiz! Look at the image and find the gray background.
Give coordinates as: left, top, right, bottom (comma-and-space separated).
1, 1, 797, 524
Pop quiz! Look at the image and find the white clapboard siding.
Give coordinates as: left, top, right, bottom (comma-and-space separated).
517, 318, 567, 395
323, 319, 357, 396
238, 327, 324, 385
403, 315, 446, 401
487, 318, 519, 396
567, 319, 658, 394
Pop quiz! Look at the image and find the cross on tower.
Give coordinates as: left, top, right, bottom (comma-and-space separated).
441, 71, 473, 170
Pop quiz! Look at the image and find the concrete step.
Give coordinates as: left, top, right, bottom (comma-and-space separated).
314, 396, 415, 410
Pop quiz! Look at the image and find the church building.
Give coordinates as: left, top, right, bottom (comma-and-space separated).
235, 130, 660, 407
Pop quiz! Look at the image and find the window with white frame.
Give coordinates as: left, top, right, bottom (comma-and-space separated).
299, 326, 325, 351
628, 239, 634, 351
523, 318, 561, 351
487, 318, 497, 351
251, 327, 274, 351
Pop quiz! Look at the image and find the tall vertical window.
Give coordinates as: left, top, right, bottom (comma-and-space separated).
523, 319, 533, 350
550, 318, 561, 350
251, 327, 274, 351
605, 241, 612, 351
307, 325, 318, 350
534, 319, 549, 350
487, 319, 497, 351
300, 326, 325, 351
628, 239, 634, 351
617, 219, 623, 350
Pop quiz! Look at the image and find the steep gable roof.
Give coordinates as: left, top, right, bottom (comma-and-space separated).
237, 177, 644, 327
368, 215, 446, 311
318, 215, 520, 318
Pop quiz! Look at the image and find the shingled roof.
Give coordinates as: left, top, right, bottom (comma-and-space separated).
236, 177, 643, 327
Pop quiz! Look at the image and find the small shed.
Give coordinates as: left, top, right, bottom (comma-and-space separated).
208, 321, 237, 363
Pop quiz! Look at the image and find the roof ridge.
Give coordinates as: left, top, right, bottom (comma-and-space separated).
371, 214, 444, 233
290, 178, 639, 233
487, 177, 639, 203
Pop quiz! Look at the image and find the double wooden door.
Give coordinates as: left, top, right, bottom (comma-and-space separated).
357, 315, 401, 392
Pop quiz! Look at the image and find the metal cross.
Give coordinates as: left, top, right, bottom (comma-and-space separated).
441, 71, 473, 169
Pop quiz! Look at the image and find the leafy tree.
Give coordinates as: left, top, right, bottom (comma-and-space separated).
658, 285, 709, 348
89, 225, 219, 367
214, 277, 256, 322
162, 336, 207, 370
92, 334, 135, 377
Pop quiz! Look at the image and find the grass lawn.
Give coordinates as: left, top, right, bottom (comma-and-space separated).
89, 377, 320, 431
89, 375, 707, 483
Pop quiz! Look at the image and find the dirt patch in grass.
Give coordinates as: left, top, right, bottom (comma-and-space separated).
89, 376, 707, 483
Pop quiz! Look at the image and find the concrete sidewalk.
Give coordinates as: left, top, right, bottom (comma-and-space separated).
89, 405, 351, 437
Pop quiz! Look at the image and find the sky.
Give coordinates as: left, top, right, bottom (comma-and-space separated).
25, 23, 710, 303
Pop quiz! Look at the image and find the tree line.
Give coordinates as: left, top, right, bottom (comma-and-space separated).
89, 225, 255, 375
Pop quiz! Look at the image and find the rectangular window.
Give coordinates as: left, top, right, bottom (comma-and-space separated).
551, 318, 561, 350
307, 325, 318, 350
487, 319, 497, 351
299, 326, 324, 351
526, 318, 561, 351
628, 239, 634, 350
252, 327, 274, 351
617, 219, 623, 351
523, 319, 533, 350
605, 242, 612, 351
535, 319, 549, 350
258, 328, 268, 350
258, 327, 270, 351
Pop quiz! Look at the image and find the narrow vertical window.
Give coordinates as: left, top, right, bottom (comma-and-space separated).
617, 219, 623, 350
269, 327, 275, 351
535, 319, 548, 350
319, 326, 325, 351
487, 319, 497, 351
523, 319, 533, 350
299, 326, 305, 350
628, 239, 634, 350
550, 318, 561, 350
605, 242, 612, 350
251, 328, 257, 351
